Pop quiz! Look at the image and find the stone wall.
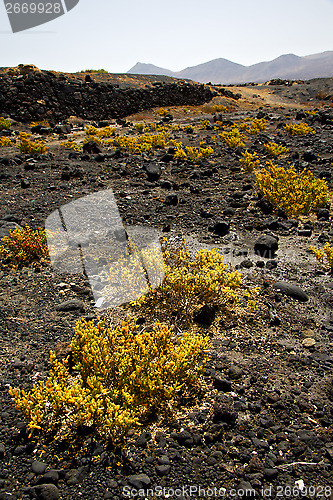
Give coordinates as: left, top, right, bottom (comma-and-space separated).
0, 70, 216, 123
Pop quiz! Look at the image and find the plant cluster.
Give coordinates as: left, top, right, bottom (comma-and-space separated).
200, 120, 211, 130
239, 150, 260, 171
170, 140, 214, 162
9, 316, 209, 442
255, 161, 330, 217
80, 69, 108, 74
264, 141, 289, 157
113, 131, 169, 155
132, 241, 257, 327
60, 139, 83, 151
16, 133, 48, 155
283, 122, 316, 135
214, 127, 246, 148
0, 226, 49, 268
30, 120, 50, 128
156, 108, 169, 117
241, 118, 267, 135
0, 116, 11, 131
85, 125, 116, 138
0, 137, 14, 147
310, 242, 333, 271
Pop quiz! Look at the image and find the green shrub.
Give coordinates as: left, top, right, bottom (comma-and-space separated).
9, 317, 209, 442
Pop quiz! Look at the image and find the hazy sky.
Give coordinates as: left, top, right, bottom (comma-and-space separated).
1, 0, 333, 73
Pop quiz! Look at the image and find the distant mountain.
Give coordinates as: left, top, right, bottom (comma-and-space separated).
127, 51, 333, 84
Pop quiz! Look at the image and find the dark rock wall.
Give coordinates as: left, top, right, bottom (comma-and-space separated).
0, 71, 216, 123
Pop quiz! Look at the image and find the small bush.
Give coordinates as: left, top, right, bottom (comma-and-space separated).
264, 142, 289, 157
239, 150, 260, 171
30, 120, 50, 128
112, 131, 169, 155
60, 140, 82, 151
215, 127, 246, 148
310, 242, 333, 271
255, 161, 331, 217
134, 123, 145, 132
170, 140, 214, 162
9, 317, 209, 442
0, 226, 49, 268
156, 108, 169, 117
200, 120, 211, 130
284, 123, 316, 135
243, 118, 267, 135
17, 133, 48, 155
0, 116, 11, 131
0, 137, 14, 147
132, 241, 257, 327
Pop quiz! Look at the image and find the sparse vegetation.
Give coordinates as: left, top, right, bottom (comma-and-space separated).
9, 314, 209, 442
16, 133, 48, 155
284, 122, 316, 135
255, 161, 330, 217
0, 116, 11, 131
239, 150, 260, 171
264, 141, 289, 157
0, 226, 49, 268
310, 242, 333, 272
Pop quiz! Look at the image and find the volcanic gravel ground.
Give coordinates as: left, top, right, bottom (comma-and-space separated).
0, 81, 333, 500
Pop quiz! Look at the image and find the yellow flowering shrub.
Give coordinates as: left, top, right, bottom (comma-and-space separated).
9, 317, 209, 442
239, 150, 260, 171
255, 161, 331, 217
30, 120, 50, 128
60, 139, 82, 151
264, 142, 289, 157
284, 123, 316, 135
0, 116, 11, 131
243, 118, 267, 135
16, 133, 48, 155
310, 243, 333, 271
0, 137, 14, 147
215, 127, 246, 148
132, 241, 257, 326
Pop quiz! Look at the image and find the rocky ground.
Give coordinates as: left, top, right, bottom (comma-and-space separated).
0, 74, 333, 500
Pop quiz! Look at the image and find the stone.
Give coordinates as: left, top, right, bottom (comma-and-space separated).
30, 484, 60, 500
302, 338, 316, 348
272, 281, 309, 302
193, 305, 216, 326
254, 235, 278, 258
32, 461, 47, 474
127, 474, 151, 489
211, 220, 230, 236
55, 299, 85, 312
213, 378, 232, 392
155, 465, 171, 476
145, 163, 161, 181
82, 140, 101, 154
164, 194, 178, 206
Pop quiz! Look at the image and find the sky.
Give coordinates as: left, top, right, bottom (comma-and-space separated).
0, 0, 333, 74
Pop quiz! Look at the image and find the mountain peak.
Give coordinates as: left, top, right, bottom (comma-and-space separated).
127, 51, 333, 84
